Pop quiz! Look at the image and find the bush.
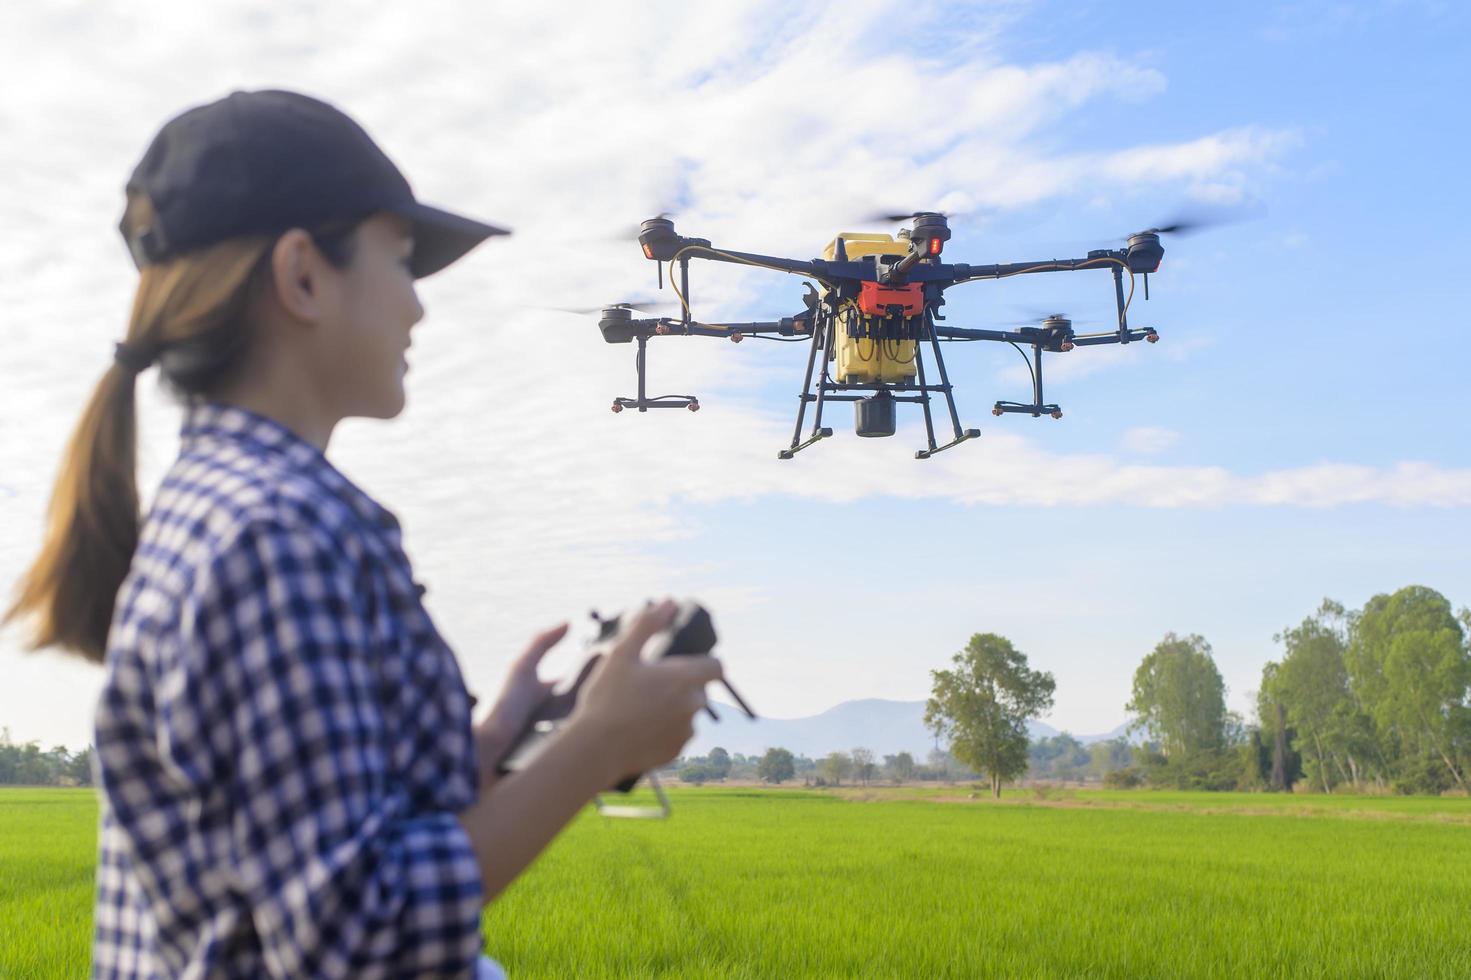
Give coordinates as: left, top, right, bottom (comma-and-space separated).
679, 763, 715, 785
1391, 756, 1457, 796
1140, 749, 1253, 791
1104, 767, 1145, 789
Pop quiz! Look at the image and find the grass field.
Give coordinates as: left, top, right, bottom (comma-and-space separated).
4, 785, 1470, 978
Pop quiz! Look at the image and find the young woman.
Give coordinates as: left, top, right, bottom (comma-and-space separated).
4, 89, 722, 979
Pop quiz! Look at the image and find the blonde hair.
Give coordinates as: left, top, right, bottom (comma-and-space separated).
3, 195, 275, 663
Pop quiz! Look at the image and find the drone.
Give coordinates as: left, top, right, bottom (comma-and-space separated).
594, 211, 1184, 460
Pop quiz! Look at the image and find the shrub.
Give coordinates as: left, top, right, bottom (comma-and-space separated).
1104, 768, 1145, 789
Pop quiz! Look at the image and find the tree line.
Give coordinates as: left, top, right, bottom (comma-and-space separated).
0, 728, 94, 786
938, 584, 1471, 796
671, 584, 1471, 799
671, 745, 978, 786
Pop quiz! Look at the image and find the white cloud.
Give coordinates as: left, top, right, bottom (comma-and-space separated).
1120, 426, 1181, 454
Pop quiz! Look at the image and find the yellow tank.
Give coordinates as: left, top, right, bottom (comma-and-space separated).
822, 234, 920, 384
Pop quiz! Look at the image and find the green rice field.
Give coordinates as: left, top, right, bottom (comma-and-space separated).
4, 785, 1470, 978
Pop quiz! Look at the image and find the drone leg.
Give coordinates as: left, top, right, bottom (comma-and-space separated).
1033, 344, 1044, 408
779, 320, 835, 459
636, 334, 648, 412
783, 319, 823, 457
914, 312, 982, 460
1112, 265, 1130, 343
924, 311, 966, 441
912, 340, 941, 457
809, 323, 834, 433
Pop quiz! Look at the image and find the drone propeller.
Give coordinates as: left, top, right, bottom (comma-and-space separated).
532, 299, 681, 316
1001, 314, 1103, 334
858, 208, 966, 224
1138, 217, 1210, 237
1132, 205, 1260, 239
1004, 307, 1098, 328
608, 211, 678, 241
1010, 305, 1071, 321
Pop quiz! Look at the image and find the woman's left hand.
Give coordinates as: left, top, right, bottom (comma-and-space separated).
474, 622, 568, 786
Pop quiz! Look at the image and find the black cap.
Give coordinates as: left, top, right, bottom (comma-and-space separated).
120, 89, 509, 278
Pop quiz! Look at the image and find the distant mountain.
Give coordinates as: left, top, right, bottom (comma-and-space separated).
685, 698, 1128, 759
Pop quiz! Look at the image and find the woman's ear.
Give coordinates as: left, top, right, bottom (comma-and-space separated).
268, 229, 326, 322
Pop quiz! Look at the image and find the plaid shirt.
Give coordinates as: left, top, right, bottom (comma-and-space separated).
92, 401, 487, 978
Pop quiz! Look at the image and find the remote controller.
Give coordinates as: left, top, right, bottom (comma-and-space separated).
494, 600, 755, 792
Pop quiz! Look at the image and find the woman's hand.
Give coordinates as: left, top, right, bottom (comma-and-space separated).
455, 600, 723, 903
565, 599, 724, 785
474, 622, 568, 786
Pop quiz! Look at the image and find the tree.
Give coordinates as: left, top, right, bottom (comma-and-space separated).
67, 747, 95, 786
1348, 586, 1469, 791
884, 751, 916, 784
1126, 633, 1227, 758
707, 747, 731, 781
1255, 663, 1304, 792
757, 747, 795, 784
924, 633, 1056, 799
1088, 738, 1134, 779
851, 748, 876, 786
1028, 734, 1089, 781
678, 762, 714, 784
818, 751, 853, 786
1266, 601, 1362, 792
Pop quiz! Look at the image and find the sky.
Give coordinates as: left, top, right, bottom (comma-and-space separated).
2, 0, 1469, 751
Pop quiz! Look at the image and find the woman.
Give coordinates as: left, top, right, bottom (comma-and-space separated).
4, 89, 721, 978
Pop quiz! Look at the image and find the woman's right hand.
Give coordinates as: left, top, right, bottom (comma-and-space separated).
565, 598, 724, 784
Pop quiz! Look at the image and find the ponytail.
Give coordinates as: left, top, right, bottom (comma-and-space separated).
3, 195, 276, 663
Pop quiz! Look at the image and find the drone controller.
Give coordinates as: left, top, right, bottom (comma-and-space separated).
495, 600, 755, 794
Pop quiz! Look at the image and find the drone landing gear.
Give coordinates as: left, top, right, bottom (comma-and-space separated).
612, 397, 698, 412
993, 401, 1061, 419
993, 337, 1063, 420
914, 428, 982, 459
610, 333, 700, 413
911, 314, 979, 460
778, 312, 980, 460
777, 427, 833, 460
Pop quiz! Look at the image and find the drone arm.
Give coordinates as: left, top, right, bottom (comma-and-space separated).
934, 325, 1044, 345
935, 324, 1157, 348
1071, 327, 1157, 346
653, 317, 807, 340
673, 243, 827, 280
947, 252, 1128, 284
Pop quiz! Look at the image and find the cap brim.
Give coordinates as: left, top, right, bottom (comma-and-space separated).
392, 201, 510, 279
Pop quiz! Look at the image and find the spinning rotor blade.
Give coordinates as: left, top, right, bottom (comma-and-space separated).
530, 299, 681, 316
1141, 217, 1211, 237
1133, 205, 1260, 239
609, 211, 678, 241
1000, 308, 1106, 329
1010, 305, 1073, 322
858, 208, 967, 224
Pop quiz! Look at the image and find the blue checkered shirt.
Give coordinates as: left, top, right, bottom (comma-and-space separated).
92, 401, 487, 978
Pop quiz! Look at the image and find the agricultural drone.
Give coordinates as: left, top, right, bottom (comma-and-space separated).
594, 211, 1191, 459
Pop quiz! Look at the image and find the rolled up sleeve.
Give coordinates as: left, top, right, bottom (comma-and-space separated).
175, 511, 484, 978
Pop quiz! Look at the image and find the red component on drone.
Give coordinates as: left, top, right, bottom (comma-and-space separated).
857, 281, 924, 316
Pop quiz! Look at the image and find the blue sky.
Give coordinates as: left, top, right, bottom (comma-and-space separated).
1, 0, 1467, 749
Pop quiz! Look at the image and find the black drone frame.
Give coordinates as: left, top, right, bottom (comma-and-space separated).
599, 213, 1162, 460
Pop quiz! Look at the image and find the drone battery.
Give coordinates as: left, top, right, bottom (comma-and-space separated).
835, 324, 919, 384
821, 233, 922, 384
